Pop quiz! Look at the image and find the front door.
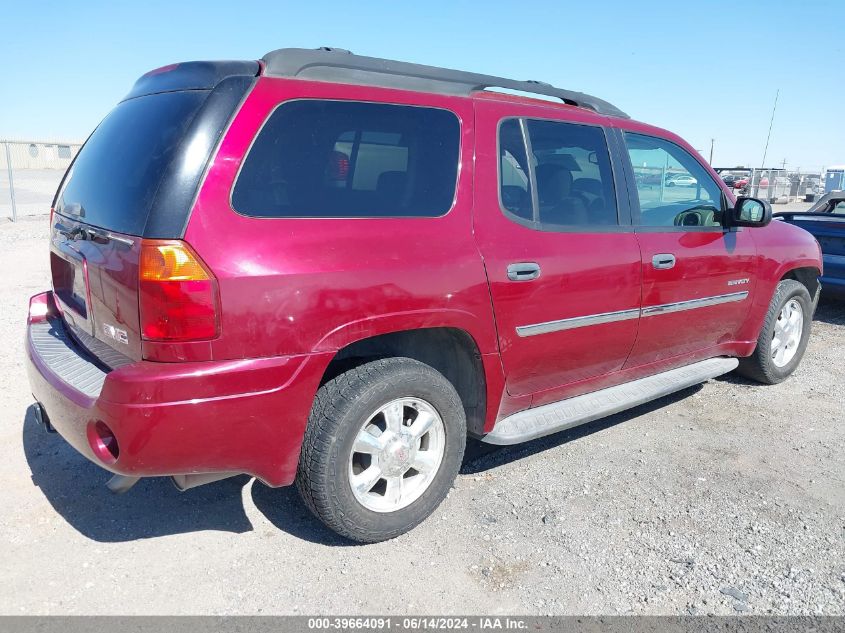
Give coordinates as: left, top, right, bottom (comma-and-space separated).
473, 100, 642, 398
619, 131, 758, 367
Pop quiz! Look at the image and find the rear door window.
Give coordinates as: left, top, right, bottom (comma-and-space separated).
232, 100, 460, 218
499, 119, 534, 221
498, 118, 619, 228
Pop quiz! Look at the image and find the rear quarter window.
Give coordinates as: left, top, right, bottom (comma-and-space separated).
231, 100, 460, 218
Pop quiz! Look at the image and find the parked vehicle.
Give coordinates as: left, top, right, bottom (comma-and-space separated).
666, 174, 698, 187
26, 48, 823, 542
635, 171, 663, 186
721, 173, 751, 190
775, 191, 844, 294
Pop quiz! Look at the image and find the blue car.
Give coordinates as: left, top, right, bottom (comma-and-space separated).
776, 191, 845, 295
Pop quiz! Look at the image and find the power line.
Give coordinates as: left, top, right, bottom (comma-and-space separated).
760, 89, 779, 168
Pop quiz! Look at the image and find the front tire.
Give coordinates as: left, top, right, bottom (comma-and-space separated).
296, 357, 466, 543
736, 279, 812, 384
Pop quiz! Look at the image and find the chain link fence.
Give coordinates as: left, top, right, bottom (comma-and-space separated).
716, 167, 827, 204
1, 140, 81, 221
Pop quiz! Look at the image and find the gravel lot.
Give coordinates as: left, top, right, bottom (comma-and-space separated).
1, 216, 843, 616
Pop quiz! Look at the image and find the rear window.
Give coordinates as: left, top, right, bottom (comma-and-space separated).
56, 91, 207, 235
231, 100, 460, 218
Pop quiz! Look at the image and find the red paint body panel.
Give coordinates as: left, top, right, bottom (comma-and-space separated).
187, 78, 498, 362
625, 229, 759, 366
25, 69, 823, 489
26, 292, 329, 486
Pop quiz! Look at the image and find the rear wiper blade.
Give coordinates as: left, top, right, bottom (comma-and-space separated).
55, 222, 88, 241
54, 222, 134, 247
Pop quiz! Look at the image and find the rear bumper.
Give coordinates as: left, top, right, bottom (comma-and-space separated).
25, 291, 330, 487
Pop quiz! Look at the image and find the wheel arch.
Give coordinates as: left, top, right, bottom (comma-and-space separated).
780, 265, 822, 305
319, 327, 488, 437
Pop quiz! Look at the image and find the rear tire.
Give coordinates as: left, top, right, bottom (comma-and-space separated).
296, 357, 466, 543
736, 279, 812, 384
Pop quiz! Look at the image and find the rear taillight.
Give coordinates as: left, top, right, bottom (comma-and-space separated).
138, 240, 219, 342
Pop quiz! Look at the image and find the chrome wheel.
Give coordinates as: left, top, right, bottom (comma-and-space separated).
348, 397, 446, 513
771, 298, 803, 368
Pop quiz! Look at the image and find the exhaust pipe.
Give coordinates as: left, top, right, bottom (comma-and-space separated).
106, 474, 141, 494
32, 402, 55, 433
171, 472, 240, 491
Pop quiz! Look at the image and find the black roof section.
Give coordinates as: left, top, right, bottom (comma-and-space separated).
261, 47, 629, 119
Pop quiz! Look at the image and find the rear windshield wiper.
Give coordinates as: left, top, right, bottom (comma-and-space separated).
55, 222, 88, 241
54, 222, 134, 247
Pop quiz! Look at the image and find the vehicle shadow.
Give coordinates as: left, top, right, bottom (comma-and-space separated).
22, 403, 355, 546
22, 404, 254, 542
22, 385, 704, 545
814, 294, 845, 326
250, 483, 356, 546
460, 385, 702, 474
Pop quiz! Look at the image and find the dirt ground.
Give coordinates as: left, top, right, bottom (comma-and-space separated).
1, 215, 843, 615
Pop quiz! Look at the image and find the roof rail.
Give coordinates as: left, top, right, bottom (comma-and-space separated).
260, 47, 629, 119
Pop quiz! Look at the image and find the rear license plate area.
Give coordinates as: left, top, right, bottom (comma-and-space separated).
51, 251, 88, 318
50, 246, 95, 338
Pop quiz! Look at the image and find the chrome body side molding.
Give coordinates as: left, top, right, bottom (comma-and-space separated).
515, 291, 749, 337
640, 291, 748, 317
515, 308, 640, 337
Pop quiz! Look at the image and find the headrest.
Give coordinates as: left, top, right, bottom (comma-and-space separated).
535, 163, 572, 202
376, 171, 407, 196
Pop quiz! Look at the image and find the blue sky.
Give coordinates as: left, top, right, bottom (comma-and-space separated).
2, 0, 843, 170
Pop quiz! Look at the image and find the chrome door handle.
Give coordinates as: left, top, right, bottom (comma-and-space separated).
507, 262, 541, 281
652, 254, 676, 270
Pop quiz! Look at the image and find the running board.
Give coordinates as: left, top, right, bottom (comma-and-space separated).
483, 357, 739, 445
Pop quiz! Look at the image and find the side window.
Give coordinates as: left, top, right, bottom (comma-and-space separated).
527, 120, 618, 226
624, 133, 724, 228
831, 200, 845, 215
232, 100, 460, 218
499, 119, 533, 221
498, 118, 618, 227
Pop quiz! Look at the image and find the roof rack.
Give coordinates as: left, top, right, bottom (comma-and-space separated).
261, 47, 629, 119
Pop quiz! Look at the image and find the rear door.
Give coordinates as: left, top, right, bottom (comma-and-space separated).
473, 99, 642, 399
618, 130, 758, 367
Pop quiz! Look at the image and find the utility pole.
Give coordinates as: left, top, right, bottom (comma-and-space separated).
3, 142, 17, 222
709, 138, 715, 165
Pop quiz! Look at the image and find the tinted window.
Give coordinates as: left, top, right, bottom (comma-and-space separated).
498, 118, 618, 227
528, 120, 617, 226
625, 133, 724, 228
56, 91, 207, 235
499, 119, 533, 221
232, 100, 460, 218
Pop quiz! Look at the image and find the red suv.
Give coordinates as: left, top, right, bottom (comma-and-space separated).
26, 48, 823, 542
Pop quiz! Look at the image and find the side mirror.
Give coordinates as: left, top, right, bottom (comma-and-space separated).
728, 196, 772, 227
